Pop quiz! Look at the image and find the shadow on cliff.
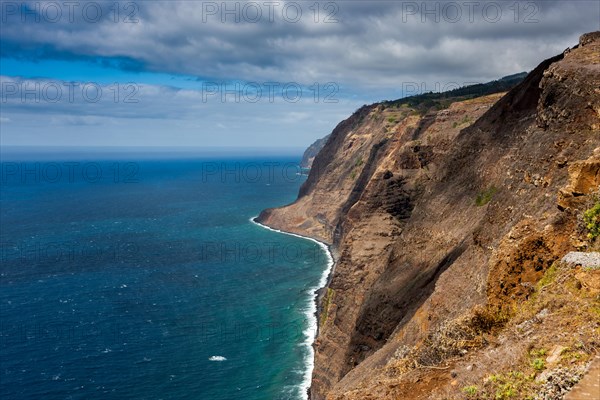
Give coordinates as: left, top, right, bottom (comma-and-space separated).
339, 51, 568, 373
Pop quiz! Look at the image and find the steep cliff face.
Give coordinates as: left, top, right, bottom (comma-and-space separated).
301, 135, 331, 169
258, 32, 600, 399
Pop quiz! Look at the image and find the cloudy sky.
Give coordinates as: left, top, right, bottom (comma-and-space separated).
1, 0, 598, 150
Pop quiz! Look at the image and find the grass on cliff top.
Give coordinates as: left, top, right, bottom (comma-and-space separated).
380, 73, 527, 115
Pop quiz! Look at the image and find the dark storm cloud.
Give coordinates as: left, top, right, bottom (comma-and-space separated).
1, 0, 598, 88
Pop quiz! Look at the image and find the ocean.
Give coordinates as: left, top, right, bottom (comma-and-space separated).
0, 150, 332, 400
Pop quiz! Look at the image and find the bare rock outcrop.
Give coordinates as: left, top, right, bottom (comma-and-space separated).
558, 154, 600, 210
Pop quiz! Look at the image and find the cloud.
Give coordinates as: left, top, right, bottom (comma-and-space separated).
0, 75, 361, 147
1, 1, 598, 147
1, 1, 598, 90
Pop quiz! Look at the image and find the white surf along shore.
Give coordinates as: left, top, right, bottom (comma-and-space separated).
250, 217, 335, 400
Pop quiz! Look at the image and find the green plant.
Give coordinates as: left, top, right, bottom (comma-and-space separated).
476, 186, 498, 206
529, 348, 547, 357
537, 264, 557, 289
583, 202, 600, 239
495, 383, 517, 399
531, 358, 545, 371
462, 385, 478, 396
452, 115, 473, 130
484, 371, 531, 399
320, 288, 334, 326
388, 117, 396, 123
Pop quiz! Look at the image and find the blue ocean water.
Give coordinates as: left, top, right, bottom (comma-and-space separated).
0, 152, 329, 400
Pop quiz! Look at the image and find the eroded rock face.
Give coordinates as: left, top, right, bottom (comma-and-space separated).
257, 105, 378, 243
558, 155, 600, 210
301, 135, 331, 169
259, 32, 600, 399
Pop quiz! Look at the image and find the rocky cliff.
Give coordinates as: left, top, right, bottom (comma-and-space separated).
258, 32, 600, 399
301, 135, 331, 169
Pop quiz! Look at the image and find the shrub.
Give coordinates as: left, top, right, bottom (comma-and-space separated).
529, 348, 547, 358
537, 264, 557, 289
531, 358, 545, 371
471, 306, 509, 332
583, 202, 600, 239
487, 372, 526, 399
495, 383, 517, 399
476, 186, 498, 206
462, 385, 478, 396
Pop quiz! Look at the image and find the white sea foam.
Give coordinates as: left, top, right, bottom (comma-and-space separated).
209, 356, 227, 362
251, 217, 334, 400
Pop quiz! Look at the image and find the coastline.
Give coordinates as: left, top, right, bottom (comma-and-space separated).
250, 216, 335, 400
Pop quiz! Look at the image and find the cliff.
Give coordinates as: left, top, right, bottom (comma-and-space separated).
258, 32, 600, 399
301, 135, 331, 169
